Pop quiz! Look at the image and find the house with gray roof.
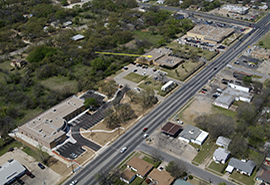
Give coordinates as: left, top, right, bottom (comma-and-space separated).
213, 147, 230, 164
178, 125, 208, 145
216, 136, 232, 149
225, 158, 256, 176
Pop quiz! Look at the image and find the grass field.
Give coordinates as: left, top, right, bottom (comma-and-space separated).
230, 170, 256, 185
138, 77, 163, 91
123, 72, 148, 83
212, 105, 238, 119
132, 30, 163, 47
142, 156, 161, 168
256, 31, 270, 49
166, 42, 216, 61
162, 61, 204, 81
192, 139, 217, 164
40, 76, 78, 93
208, 161, 227, 174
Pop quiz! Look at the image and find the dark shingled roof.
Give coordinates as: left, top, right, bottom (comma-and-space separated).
161, 122, 182, 137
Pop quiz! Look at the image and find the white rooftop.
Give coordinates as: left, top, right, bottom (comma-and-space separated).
0, 160, 26, 185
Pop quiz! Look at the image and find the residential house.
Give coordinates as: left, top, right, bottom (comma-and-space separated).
213, 148, 230, 164
120, 169, 136, 184
216, 136, 231, 149
148, 168, 175, 185
126, 157, 154, 178
156, 0, 165, 4
178, 125, 209, 145
71, 34, 84, 41
226, 158, 256, 176
173, 179, 193, 185
256, 168, 270, 184
10, 59, 27, 68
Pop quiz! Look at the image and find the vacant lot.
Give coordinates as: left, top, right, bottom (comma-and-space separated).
163, 60, 204, 81
167, 42, 216, 61
123, 72, 148, 83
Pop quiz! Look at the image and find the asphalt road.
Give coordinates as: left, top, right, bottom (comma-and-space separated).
137, 143, 234, 185
139, 3, 253, 27
64, 13, 270, 185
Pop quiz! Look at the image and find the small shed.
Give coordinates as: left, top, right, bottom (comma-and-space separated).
216, 136, 232, 149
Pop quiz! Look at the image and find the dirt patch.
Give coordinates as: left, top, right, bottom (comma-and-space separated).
179, 97, 213, 125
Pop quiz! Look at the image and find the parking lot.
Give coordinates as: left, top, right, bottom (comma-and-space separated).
151, 131, 197, 161
234, 55, 262, 69
69, 112, 91, 127
0, 148, 60, 185
81, 111, 105, 130
56, 142, 85, 160
80, 90, 105, 104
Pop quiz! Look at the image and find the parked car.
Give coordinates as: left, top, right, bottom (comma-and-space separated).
133, 69, 137, 72
153, 68, 157, 72
26, 171, 35, 178
123, 66, 128, 70
8, 147, 14, 152
120, 147, 127, 154
70, 180, 78, 185
38, 163, 45, 170
17, 179, 24, 185
143, 127, 148, 132
234, 61, 240, 65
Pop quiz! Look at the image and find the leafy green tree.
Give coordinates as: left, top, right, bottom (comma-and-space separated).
84, 97, 97, 108
61, 0, 68, 6
165, 161, 185, 178
243, 76, 252, 85
228, 135, 248, 158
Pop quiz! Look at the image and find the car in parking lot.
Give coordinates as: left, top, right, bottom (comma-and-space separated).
133, 69, 137, 72
143, 127, 148, 132
123, 66, 128, 70
234, 61, 240, 65
202, 88, 207, 92
153, 68, 157, 72
38, 163, 45, 170
17, 179, 24, 185
70, 180, 78, 185
120, 147, 127, 154
26, 171, 35, 178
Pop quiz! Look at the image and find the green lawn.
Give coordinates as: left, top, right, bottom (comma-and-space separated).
123, 72, 148, 83
212, 105, 237, 119
208, 161, 226, 174
142, 156, 161, 168
230, 170, 256, 185
162, 61, 204, 81
192, 139, 218, 164
166, 42, 216, 61
130, 176, 144, 185
256, 31, 270, 49
0, 140, 23, 156
132, 30, 163, 47
138, 77, 163, 91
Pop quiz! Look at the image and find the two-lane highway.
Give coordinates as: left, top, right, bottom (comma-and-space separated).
65, 12, 270, 185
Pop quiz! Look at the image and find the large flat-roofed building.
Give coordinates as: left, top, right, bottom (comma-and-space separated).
221, 5, 249, 15
178, 125, 208, 145
214, 87, 253, 109
155, 55, 184, 68
18, 96, 85, 149
0, 160, 26, 185
136, 48, 172, 65
186, 25, 234, 44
